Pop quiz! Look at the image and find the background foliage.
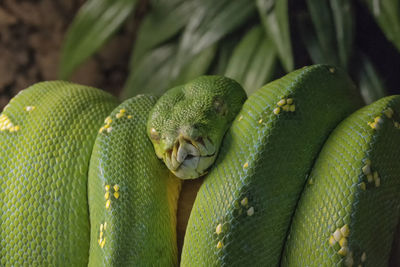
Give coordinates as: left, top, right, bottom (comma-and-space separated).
60, 0, 400, 103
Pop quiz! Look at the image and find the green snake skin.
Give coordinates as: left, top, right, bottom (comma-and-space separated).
1, 65, 399, 266
181, 65, 363, 266
0, 82, 118, 266
282, 96, 400, 266
87, 95, 181, 266
147, 76, 246, 180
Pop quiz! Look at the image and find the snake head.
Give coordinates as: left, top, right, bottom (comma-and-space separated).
147, 76, 246, 179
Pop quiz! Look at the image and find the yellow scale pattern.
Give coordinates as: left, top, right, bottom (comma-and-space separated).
87, 95, 181, 266
282, 96, 400, 266
0, 81, 118, 266
181, 65, 363, 266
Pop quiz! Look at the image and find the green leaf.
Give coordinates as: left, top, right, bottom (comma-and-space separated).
131, 0, 198, 68
210, 37, 240, 75
122, 43, 216, 99
172, 0, 256, 78
301, 0, 355, 69
364, 0, 400, 51
225, 25, 277, 95
170, 45, 217, 87
305, 0, 339, 66
257, 0, 293, 71
122, 43, 177, 99
226, 27, 264, 81
357, 54, 387, 104
330, 0, 354, 69
297, 12, 326, 64
241, 35, 277, 95
59, 0, 136, 79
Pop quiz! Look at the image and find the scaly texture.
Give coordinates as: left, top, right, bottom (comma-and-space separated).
0, 81, 118, 266
147, 76, 246, 179
181, 65, 363, 266
2, 68, 399, 267
282, 96, 400, 266
87, 95, 181, 266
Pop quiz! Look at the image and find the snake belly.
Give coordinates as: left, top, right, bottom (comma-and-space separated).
0, 81, 118, 266
181, 65, 363, 266
87, 95, 181, 266
282, 96, 400, 266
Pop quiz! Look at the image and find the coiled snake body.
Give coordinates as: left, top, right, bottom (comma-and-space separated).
0, 65, 399, 266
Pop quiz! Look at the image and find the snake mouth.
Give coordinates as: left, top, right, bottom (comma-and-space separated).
164, 135, 216, 179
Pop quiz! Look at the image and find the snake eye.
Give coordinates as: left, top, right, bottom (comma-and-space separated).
150, 127, 160, 141
213, 97, 228, 116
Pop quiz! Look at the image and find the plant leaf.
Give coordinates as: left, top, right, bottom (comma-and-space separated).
305, 0, 339, 66
242, 34, 277, 94
225, 25, 277, 95
257, 0, 293, 71
364, 0, 400, 51
210, 37, 240, 75
226, 26, 264, 82
357, 53, 387, 104
171, 0, 256, 78
59, 0, 137, 79
297, 12, 326, 64
122, 43, 177, 99
131, 0, 198, 68
122, 43, 216, 99
330, 0, 354, 69
170, 44, 217, 87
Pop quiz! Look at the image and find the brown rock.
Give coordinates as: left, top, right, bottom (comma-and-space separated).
1, 0, 134, 100
0, 95, 10, 112
15, 50, 29, 66
0, 46, 17, 88
36, 50, 60, 80
0, 7, 17, 26
69, 58, 103, 87
15, 68, 40, 92
38, 0, 65, 31
13, 67, 40, 94
98, 35, 133, 69
5, 0, 42, 26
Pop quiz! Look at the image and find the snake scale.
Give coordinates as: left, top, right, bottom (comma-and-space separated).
0, 65, 399, 266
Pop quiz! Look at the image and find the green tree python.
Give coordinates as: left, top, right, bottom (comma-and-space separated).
0, 65, 399, 266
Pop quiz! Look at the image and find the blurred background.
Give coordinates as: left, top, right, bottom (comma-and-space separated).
0, 0, 399, 111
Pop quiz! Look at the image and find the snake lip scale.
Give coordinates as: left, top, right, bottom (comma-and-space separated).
165, 135, 217, 178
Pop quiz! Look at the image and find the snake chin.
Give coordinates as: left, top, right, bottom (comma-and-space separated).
164, 135, 217, 179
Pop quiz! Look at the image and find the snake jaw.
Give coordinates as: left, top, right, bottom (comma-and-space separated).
164, 135, 217, 179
